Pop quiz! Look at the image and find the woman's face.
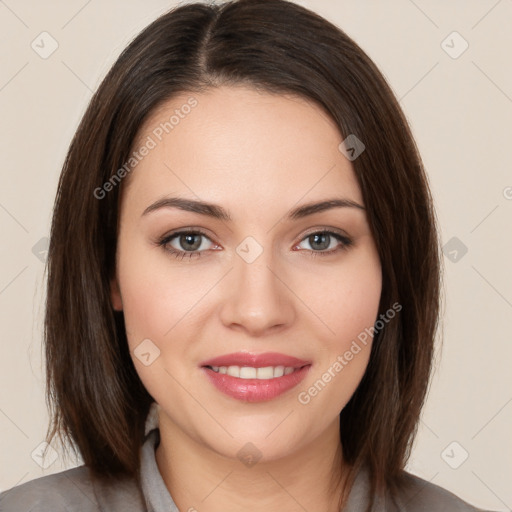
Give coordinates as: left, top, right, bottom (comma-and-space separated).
111, 85, 382, 462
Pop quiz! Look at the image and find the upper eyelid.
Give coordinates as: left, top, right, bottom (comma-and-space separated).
299, 226, 351, 239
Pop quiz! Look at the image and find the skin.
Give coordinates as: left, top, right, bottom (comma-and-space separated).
110, 85, 382, 512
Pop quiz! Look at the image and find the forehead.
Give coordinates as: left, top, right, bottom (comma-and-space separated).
124, 85, 363, 212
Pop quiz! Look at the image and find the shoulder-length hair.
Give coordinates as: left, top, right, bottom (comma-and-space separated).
45, 1, 441, 510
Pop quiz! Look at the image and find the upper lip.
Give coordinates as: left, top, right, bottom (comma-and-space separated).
200, 352, 311, 369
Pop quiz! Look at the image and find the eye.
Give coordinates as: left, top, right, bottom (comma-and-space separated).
295, 230, 352, 257
157, 228, 353, 261
158, 230, 217, 260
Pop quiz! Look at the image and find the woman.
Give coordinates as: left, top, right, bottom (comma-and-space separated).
0, 1, 497, 511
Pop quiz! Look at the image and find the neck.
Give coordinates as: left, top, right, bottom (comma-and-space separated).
155, 414, 347, 512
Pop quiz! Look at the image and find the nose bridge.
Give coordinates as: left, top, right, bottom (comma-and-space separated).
219, 235, 294, 334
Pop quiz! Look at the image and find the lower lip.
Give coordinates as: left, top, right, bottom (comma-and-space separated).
201, 365, 312, 402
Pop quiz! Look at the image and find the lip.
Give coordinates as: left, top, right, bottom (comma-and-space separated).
199, 352, 312, 402
199, 351, 311, 369
201, 366, 311, 402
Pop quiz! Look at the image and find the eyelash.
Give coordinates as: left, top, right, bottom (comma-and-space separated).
157, 229, 353, 260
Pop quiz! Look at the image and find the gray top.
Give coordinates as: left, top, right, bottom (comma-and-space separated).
0, 425, 497, 512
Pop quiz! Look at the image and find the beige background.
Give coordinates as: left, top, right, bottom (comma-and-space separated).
0, 0, 511, 510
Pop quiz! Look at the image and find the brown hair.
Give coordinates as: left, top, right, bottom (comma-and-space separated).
45, 1, 441, 510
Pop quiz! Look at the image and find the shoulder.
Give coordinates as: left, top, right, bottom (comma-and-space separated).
0, 465, 99, 512
393, 470, 498, 512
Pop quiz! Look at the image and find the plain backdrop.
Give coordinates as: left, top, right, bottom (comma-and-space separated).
0, 0, 511, 510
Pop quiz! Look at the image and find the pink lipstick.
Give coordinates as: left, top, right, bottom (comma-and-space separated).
199, 352, 312, 402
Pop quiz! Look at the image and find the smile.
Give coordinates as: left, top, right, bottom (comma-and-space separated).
207, 365, 298, 379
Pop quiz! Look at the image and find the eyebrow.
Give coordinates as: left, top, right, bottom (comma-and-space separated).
142, 196, 365, 221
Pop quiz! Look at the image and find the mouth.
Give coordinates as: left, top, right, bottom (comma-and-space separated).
199, 352, 312, 402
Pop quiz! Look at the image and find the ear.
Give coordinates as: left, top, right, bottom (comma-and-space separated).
110, 276, 123, 311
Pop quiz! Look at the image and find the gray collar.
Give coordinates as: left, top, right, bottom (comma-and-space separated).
140, 428, 179, 512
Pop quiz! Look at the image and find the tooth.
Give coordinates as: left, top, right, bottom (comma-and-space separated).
273, 366, 285, 378
256, 367, 275, 379
227, 365, 240, 378
211, 365, 298, 378
239, 367, 257, 379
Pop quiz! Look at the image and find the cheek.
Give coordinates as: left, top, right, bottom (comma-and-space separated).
115, 243, 203, 401
296, 268, 381, 413
116, 235, 207, 345
300, 250, 382, 346
293, 247, 381, 406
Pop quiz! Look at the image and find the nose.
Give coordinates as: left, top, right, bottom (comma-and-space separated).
218, 247, 296, 337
